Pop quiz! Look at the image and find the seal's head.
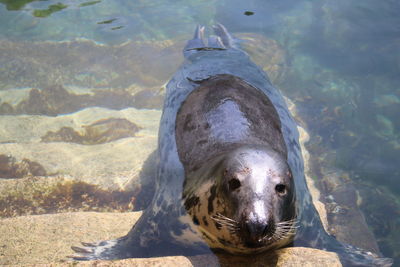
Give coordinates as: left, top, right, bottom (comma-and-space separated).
183, 145, 297, 254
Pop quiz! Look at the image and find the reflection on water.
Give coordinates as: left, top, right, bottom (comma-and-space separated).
0, 0, 399, 265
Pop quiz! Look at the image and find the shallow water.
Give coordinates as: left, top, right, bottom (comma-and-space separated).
0, 0, 399, 265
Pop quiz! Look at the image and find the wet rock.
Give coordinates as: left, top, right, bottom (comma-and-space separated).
288, 99, 329, 230
357, 186, 400, 264
41, 118, 141, 145
312, 163, 381, 254
289, 97, 382, 255
215, 247, 341, 266
0, 212, 142, 265
0, 212, 341, 266
0, 34, 287, 92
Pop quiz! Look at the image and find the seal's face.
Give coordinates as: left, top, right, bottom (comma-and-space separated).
183, 146, 297, 254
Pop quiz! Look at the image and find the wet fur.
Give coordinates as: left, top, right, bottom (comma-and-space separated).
71, 25, 393, 266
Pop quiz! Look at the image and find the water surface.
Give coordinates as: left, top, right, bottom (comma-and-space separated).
0, 0, 399, 265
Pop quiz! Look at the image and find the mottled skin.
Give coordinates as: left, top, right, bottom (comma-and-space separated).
71, 25, 392, 267
176, 75, 297, 253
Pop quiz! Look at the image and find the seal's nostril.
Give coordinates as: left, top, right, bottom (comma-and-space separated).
275, 184, 286, 195
228, 178, 241, 191
243, 217, 276, 243
245, 221, 268, 239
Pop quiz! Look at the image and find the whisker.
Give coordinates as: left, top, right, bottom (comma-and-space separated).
211, 213, 240, 233
263, 218, 298, 242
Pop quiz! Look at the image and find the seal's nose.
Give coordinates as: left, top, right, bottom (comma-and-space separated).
243, 218, 275, 247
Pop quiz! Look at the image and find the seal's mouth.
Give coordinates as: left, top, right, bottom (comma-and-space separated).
211, 213, 298, 249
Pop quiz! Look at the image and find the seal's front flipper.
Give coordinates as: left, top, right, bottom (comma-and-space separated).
69, 237, 130, 260
212, 23, 237, 48
184, 25, 205, 57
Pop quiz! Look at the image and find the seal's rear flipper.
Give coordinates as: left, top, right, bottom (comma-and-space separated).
207, 35, 226, 50
184, 25, 205, 57
213, 23, 237, 48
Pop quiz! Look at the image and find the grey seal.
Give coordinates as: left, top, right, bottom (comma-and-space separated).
176, 74, 296, 253
71, 24, 392, 267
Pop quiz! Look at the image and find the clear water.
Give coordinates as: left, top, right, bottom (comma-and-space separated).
0, 0, 399, 265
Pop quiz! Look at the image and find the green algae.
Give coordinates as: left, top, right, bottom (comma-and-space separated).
111, 26, 124, 31
0, 0, 37, 11
97, 18, 117, 24
79, 0, 101, 7
33, 3, 68, 18
244, 11, 254, 16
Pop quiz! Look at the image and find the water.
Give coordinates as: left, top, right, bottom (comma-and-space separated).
0, 0, 399, 265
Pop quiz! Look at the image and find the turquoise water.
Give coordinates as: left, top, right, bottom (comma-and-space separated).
0, 0, 399, 265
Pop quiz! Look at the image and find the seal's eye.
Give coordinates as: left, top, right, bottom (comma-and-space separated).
275, 184, 287, 195
228, 178, 241, 191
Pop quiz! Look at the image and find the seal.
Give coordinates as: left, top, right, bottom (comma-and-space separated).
71, 24, 392, 266
175, 74, 296, 253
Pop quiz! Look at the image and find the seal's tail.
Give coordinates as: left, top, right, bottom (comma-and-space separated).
183, 23, 239, 58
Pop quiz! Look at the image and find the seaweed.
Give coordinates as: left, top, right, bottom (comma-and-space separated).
41, 118, 141, 145
0, 154, 47, 178
0, 180, 154, 218
33, 3, 68, 18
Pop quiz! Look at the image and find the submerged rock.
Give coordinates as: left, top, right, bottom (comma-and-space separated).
0, 34, 286, 91
238, 33, 288, 84
318, 168, 380, 254
0, 107, 160, 188
0, 39, 183, 90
